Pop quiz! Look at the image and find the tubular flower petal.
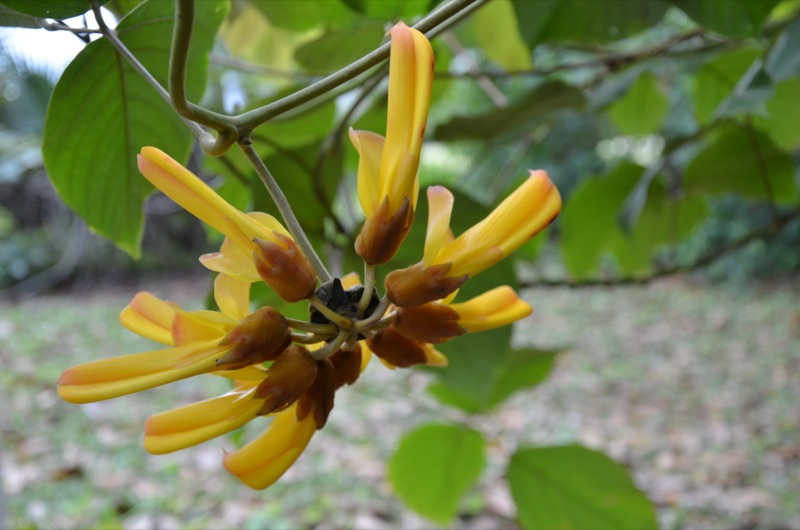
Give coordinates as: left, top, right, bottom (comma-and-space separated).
352, 22, 433, 264
385, 172, 561, 307
223, 403, 317, 490
57, 339, 228, 404
447, 286, 532, 332
138, 147, 317, 301
119, 292, 176, 346
144, 380, 264, 455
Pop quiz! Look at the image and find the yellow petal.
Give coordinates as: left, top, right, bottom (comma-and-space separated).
200, 239, 260, 283
144, 383, 262, 454
442, 170, 561, 277
449, 286, 532, 332
380, 23, 433, 211
171, 308, 233, 346
223, 404, 316, 490
349, 128, 385, 218
138, 147, 264, 251
340, 271, 361, 289
214, 273, 251, 321
57, 340, 226, 404
358, 339, 373, 372
423, 186, 454, 266
119, 292, 175, 346
423, 344, 448, 367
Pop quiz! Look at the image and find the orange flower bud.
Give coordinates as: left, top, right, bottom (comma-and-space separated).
254, 345, 318, 416
394, 304, 465, 344
366, 327, 428, 368
329, 344, 363, 389
384, 262, 468, 308
355, 196, 413, 265
216, 307, 291, 369
296, 359, 336, 429
253, 232, 317, 302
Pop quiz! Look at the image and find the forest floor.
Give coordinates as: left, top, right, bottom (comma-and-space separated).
2, 274, 799, 529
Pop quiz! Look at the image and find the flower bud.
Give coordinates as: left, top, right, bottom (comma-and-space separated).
296, 359, 336, 429
366, 327, 428, 368
254, 345, 318, 416
253, 231, 317, 302
394, 304, 465, 344
355, 196, 414, 265
384, 262, 468, 308
216, 307, 291, 369
329, 344, 363, 389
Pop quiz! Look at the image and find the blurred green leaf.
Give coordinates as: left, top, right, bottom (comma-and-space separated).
765, 17, 800, 81
685, 125, 797, 203
294, 22, 385, 72
434, 81, 586, 141
609, 72, 669, 136
508, 445, 657, 530
561, 163, 709, 278
669, 0, 780, 37
253, 0, 354, 31
472, 0, 531, 70
257, 99, 336, 148
754, 77, 800, 151
42, 0, 227, 257
389, 423, 485, 524
0, 0, 108, 19
692, 45, 762, 124
512, 0, 669, 47
0, 4, 39, 27
360, 0, 431, 20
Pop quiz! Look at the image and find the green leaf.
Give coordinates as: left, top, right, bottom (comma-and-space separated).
753, 77, 800, 151
0, 0, 108, 19
472, 0, 531, 71
765, 17, 800, 81
256, 99, 336, 149
609, 72, 669, 137
684, 125, 797, 203
360, 0, 431, 20
294, 22, 385, 73
512, 0, 669, 47
42, 0, 227, 257
388, 423, 486, 524
691, 46, 762, 125
0, 4, 39, 27
487, 348, 559, 407
561, 163, 709, 278
669, 0, 780, 37
508, 445, 657, 530
434, 81, 586, 141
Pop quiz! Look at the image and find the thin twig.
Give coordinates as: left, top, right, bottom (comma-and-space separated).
238, 139, 331, 283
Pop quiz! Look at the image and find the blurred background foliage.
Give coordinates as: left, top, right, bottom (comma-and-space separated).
1, 0, 799, 528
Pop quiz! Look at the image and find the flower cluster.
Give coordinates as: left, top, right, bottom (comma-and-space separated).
57, 22, 561, 490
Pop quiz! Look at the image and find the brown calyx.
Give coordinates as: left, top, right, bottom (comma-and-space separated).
384, 262, 468, 307
253, 232, 317, 303
394, 303, 465, 344
254, 345, 318, 416
355, 196, 414, 265
216, 307, 291, 369
366, 327, 428, 368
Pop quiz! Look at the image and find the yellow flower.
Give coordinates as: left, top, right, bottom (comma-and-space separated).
385, 171, 562, 307
57, 274, 289, 404
350, 22, 433, 265
366, 286, 532, 368
138, 147, 317, 302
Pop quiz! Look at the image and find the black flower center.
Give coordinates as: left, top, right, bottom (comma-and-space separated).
309, 278, 380, 326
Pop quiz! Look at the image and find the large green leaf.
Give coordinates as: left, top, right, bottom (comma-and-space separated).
42, 0, 227, 257
691, 46, 762, 124
511, 0, 669, 47
508, 445, 657, 530
472, 0, 531, 71
0, 0, 108, 19
609, 72, 669, 137
753, 77, 800, 151
253, 0, 354, 31
430, 347, 560, 413
388, 423, 485, 524
684, 125, 797, 203
561, 163, 709, 278
434, 81, 586, 141
669, 0, 780, 37
0, 4, 39, 27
